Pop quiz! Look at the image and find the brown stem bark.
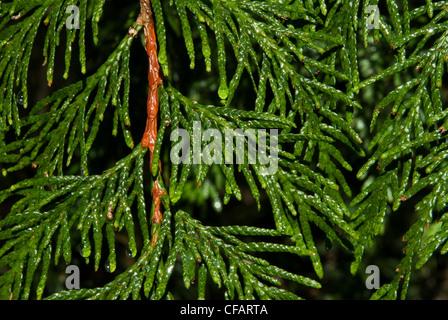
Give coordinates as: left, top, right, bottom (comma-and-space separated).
136, 0, 166, 247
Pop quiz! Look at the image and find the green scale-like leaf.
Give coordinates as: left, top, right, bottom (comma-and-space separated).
3, 0, 448, 302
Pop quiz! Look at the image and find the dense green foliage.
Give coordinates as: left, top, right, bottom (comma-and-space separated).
1, 0, 448, 300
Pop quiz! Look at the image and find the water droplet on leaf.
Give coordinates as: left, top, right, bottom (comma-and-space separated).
104, 260, 112, 273
126, 246, 134, 259
16, 91, 24, 106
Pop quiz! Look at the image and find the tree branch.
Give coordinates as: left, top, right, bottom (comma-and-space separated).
136, 0, 165, 247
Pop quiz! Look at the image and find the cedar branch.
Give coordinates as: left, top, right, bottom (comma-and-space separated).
135, 0, 166, 247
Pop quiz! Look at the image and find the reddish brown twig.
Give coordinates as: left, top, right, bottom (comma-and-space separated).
136, 0, 166, 247
137, 0, 163, 156
151, 180, 165, 247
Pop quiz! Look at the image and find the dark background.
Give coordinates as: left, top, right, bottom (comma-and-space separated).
1, 0, 448, 300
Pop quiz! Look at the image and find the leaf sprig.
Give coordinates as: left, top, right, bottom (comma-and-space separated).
2, 0, 448, 300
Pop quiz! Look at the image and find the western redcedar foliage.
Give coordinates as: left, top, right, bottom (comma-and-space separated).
1, 0, 448, 300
